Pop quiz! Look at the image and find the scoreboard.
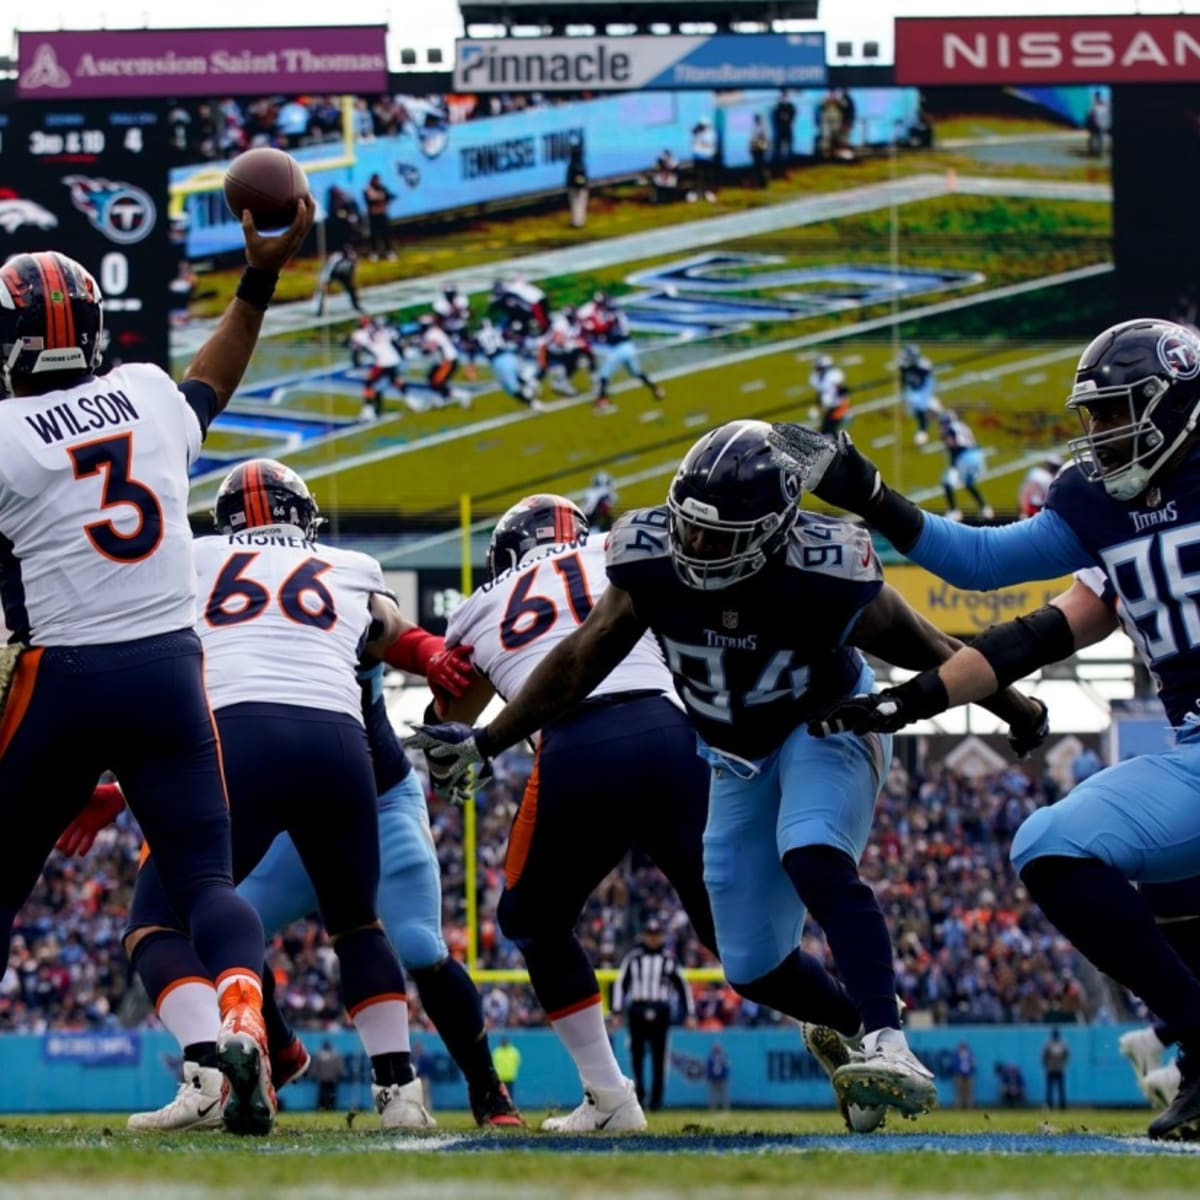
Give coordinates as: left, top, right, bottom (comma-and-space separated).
0, 100, 171, 371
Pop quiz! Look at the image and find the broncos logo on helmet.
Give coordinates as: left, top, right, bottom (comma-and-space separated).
487, 493, 589, 581
668, 419, 802, 591
213, 458, 322, 540
0, 251, 104, 397
1066, 318, 1200, 501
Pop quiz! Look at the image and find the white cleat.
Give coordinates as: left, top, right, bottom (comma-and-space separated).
127, 1061, 224, 1132
451, 387, 473, 409
358, 403, 378, 423
946, 508, 963, 522
1143, 1062, 1182, 1110
375, 1078, 437, 1130
801, 1023, 887, 1133
914, 430, 929, 446
980, 505, 995, 520
541, 1078, 647, 1133
833, 1028, 938, 1119
1120, 1026, 1167, 1083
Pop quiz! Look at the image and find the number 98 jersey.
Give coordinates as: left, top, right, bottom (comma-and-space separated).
445, 539, 672, 702
606, 506, 882, 761
194, 528, 386, 721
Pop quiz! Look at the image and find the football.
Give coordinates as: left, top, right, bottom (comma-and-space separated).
223, 147, 310, 230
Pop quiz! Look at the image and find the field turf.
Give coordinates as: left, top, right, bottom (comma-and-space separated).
1, 1109, 1196, 1197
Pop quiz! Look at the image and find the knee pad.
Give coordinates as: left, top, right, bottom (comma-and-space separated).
388, 918, 447, 972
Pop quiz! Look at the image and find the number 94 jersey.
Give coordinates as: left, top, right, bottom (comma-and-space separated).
445, 539, 672, 702
606, 506, 882, 760
194, 527, 386, 722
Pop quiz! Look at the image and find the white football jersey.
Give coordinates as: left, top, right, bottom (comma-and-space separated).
446, 539, 671, 702
350, 324, 401, 369
194, 526, 385, 720
0, 362, 202, 646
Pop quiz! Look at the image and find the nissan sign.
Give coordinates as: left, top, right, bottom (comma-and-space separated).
895, 16, 1200, 85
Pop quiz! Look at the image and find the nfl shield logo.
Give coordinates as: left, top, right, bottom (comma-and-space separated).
722, 610, 738, 630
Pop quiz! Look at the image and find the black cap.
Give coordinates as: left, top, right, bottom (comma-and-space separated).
644, 919, 663, 936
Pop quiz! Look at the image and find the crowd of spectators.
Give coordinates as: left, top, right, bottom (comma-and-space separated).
0, 751, 1123, 1037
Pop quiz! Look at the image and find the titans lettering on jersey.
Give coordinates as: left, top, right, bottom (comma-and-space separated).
446, 539, 671, 704
606, 507, 881, 760
194, 528, 385, 721
1046, 450, 1200, 725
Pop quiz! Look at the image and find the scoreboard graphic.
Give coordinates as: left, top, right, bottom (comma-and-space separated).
0, 100, 171, 371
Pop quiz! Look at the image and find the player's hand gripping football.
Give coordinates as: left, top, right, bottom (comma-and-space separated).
768, 425, 883, 514
241, 193, 316, 274
1007, 696, 1050, 760
56, 781, 126, 857
807, 692, 909, 739
404, 721, 493, 806
425, 643, 476, 705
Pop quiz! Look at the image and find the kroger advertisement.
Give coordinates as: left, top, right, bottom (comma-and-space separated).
171, 87, 920, 259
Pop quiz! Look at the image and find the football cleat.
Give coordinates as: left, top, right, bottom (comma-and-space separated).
832, 1028, 938, 1119
1149, 1046, 1200, 1140
801, 1023, 886, 1133
127, 1061, 223, 1132
914, 430, 929, 446
217, 989, 277, 1136
470, 1081, 524, 1128
980, 505, 995, 520
271, 1035, 312, 1090
1120, 1026, 1167, 1085
1144, 1062, 1183, 1110
374, 1077, 437, 1130
541, 1078, 647, 1133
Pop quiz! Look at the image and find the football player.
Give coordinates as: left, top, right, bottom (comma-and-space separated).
583, 293, 664, 413
938, 409, 994, 521
580, 470, 618, 532
120, 460, 436, 1133
770, 317, 1200, 1140
475, 319, 543, 411
0, 200, 312, 1135
1018, 454, 1065, 518
808, 354, 850, 438
407, 422, 1046, 1125
348, 315, 406, 421
419, 317, 469, 409
898, 344, 938, 445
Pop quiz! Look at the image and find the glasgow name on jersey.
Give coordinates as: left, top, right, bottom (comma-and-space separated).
1047, 449, 1200, 728
606, 507, 881, 760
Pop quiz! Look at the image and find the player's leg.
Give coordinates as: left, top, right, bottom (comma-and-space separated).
962, 451, 992, 517
1010, 747, 1200, 1138
648, 1015, 669, 1111
628, 1012, 649, 1106
595, 346, 617, 408
375, 771, 519, 1126
942, 465, 960, 518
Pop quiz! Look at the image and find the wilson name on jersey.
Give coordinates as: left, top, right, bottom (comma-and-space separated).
606, 507, 882, 760
0, 363, 202, 646
446, 539, 671, 703
195, 526, 385, 721
1047, 449, 1200, 728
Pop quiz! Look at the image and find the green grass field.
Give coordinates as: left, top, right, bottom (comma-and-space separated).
1, 1109, 1194, 1197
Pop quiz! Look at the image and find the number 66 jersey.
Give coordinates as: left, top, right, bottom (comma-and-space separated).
445, 538, 671, 702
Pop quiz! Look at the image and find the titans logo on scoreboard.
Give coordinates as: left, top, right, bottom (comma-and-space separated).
1157, 327, 1200, 381
63, 175, 157, 245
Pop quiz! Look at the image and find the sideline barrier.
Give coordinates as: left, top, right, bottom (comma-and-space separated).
1, 1023, 1147, 1113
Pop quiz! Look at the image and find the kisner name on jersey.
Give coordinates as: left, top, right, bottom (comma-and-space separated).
606, 506, 882, 761
226, 531, 317, 551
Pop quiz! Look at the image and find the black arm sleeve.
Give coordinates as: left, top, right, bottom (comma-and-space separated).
969, 605, 1076, 689
179, 379, 220, 435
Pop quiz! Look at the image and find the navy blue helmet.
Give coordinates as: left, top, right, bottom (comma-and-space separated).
1066, 318, 1200, 500
487, 493, 589, 581
0, 251, 104, 396
668, 419, 802, 590
214, 458, 322, 539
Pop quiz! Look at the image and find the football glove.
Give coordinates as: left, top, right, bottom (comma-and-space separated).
808, 671, 951, 739
424, 752, 475, 807
426, 643, 476, 703
1007, 697, 1050, 760
769, 425, 882, 512
56, 781, 126, 857
405, 721, 493, 782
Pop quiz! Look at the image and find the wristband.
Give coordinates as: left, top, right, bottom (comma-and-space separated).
235, 266, 280, 312
474, 726, 494, 760
866, 483, 925, 555
888, 671, 951, 721
384, 626, 442, 675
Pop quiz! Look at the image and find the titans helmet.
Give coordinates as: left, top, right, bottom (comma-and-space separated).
1066, 318, 1200, 500
0, 252, 104, 396
487, 493, 589, 581
667, 419, 802, 591
214, 459, 322, 539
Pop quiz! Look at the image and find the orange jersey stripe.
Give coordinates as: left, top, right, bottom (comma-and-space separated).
347, 991, 409, 1020
503, 749, 540, 889
34, 256, 66, 350
547, 993, 602, 1022
46, 255, 76, 351
155, 975, 215, 1011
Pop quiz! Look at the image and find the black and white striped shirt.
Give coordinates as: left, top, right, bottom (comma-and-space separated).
613, 946, 695, 1018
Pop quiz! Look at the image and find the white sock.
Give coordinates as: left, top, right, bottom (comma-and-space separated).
550, 998, 626, 1093
351, 995, 410, 1058
157, 979, 220, 1051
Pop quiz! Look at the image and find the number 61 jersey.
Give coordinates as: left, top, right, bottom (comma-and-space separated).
194, 525, 385, 721
606, 506, 883, 761
445, 538, 671, 702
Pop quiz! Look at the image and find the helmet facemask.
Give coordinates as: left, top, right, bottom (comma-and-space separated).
667, 493, 795, 591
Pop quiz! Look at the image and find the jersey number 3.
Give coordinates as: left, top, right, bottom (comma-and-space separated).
205, 552, 338, 630
69, 433, 163, 563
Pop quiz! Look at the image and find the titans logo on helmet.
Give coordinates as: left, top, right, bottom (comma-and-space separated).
1156, 327, 1200, 381
62, 175, 157, 246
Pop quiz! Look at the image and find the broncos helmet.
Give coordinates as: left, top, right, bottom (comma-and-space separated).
487, 493, 589, 581
213, 458, 322, 539
668, 419, 802, 591
1066, 318, 1200, 500
0, 252, 104, 396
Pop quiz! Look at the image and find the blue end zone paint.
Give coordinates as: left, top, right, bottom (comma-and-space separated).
444, 1132, 1200, 1157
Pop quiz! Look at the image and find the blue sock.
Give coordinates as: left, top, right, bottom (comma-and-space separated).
411, 958, 499, 1098
731, 947, 861, 1035
783, 844, 901, 1032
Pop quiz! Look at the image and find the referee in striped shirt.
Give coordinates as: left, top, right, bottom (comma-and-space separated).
613, 920, 696, 1111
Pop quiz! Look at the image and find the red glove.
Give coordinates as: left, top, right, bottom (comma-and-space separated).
384, 628, 475, 699
427, 643, 476, 701
57, 782, 126, 857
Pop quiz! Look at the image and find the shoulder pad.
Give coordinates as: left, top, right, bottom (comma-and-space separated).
786, 514, 882, 583
606, 507, 672, 570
